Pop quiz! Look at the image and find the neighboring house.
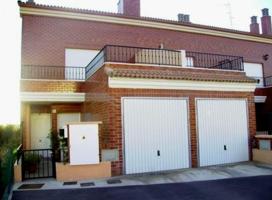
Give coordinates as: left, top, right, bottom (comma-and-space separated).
18, 0, 272, 176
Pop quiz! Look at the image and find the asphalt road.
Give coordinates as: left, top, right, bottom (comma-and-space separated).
12, 175, 272, 200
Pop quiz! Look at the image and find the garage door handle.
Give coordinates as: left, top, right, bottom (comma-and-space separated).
224, 145, 227, 150
157, 150, 160, 156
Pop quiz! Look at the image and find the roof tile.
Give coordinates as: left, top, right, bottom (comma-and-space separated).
106, 68, 256, 83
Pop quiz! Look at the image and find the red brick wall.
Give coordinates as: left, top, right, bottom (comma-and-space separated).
20, 80, 85, 93
83, 64, 113, 158
83, 65, 256, 175
21, 15, 272, 75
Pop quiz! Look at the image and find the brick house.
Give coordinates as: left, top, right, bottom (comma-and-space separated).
19, 0, 272, 176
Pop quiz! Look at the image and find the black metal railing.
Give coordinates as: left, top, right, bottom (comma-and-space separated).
185, 51, 244, 71
85, 45, 244, 79
21, 65, 85, 80
264, 76, 272, 87
85, 45, 182, 78
22, 149, 55, 180
105, 45, 182, 66
85, 47, 106, 78
22, 45, 245, 81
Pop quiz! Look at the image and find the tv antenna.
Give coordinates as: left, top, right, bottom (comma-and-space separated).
224, 1, 234, 28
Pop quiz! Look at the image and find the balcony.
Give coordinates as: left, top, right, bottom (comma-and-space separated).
21, 45, 245, 81
21, 65, 85, 81
86, 45, 244, 78
245, 76, 272, 88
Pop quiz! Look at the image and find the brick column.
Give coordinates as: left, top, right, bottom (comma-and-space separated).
189, 97, 198, 167
248, 93, 257, 160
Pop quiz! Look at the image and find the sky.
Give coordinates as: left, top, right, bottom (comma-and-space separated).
0, 0, 271, 125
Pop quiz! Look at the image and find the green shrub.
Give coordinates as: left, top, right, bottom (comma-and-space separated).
0, 124, 21, 199
0, 125, 21, 156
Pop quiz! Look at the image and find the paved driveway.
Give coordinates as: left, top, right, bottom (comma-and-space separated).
12, 175, 272, 200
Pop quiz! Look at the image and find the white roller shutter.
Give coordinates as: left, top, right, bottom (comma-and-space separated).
123, 98, 190, 174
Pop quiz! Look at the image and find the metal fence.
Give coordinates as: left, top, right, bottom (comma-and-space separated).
105, 45, 182, 66
85, 45, 244, 79
185, 51, 244, 71
264, 76, 272, 87
22, 149, 55, 180
21, 65, 85, 81
86, 47, 106, 78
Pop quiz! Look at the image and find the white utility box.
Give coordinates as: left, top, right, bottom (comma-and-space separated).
68, 122, 101, 165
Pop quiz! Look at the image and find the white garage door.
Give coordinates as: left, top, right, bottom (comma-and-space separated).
196, 99, 249, 167
123, 98, 190, 174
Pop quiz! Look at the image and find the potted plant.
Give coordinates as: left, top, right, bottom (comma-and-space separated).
48, 130, 61, 161
24, 153, 41, 173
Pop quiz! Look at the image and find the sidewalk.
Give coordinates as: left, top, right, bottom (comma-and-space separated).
13, 162, 272, 191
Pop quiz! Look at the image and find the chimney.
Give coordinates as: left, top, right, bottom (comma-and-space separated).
261, 8, 272, 35
178, 14, 184, 22
250, 16, 260, 34
118, 0, 140, 17
26, 0, 35, 4
178, 13, 190, 23
184, 15, 190, 23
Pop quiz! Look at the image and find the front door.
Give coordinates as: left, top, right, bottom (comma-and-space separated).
31, 113, 51, 149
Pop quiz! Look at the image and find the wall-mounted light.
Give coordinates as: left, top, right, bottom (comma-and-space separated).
263, 54, 269, 61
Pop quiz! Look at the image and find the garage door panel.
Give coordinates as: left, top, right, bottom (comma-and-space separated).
197, 99, 249, 167
123, 98, 189, 174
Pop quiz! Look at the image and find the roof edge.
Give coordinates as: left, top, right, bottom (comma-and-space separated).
18, 1, 272, 43
106, 67, 257, 84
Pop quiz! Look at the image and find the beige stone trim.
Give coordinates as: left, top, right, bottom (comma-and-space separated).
20, 7, 272, 44
109, 77, 256, 92
67, 121, 102, 125
14, 162, 22, 183
20, 92, 85, 102
55, 162, 111, 181
253, 149, 272, 164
